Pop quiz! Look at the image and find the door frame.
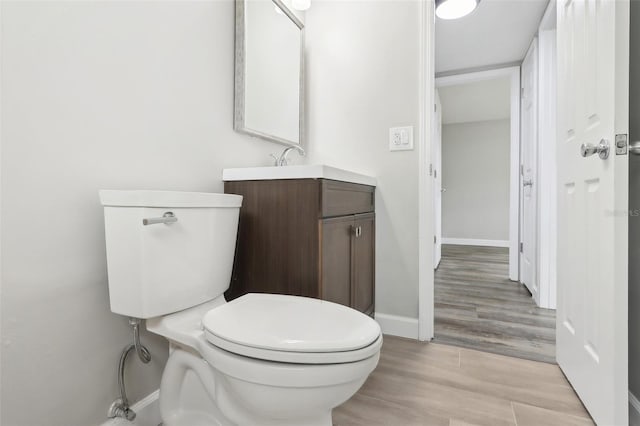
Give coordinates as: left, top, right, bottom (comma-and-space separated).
418, 64, 521, 340
417, 0, 435, 341
435, 67, 521, 281
536, 0, 558, 309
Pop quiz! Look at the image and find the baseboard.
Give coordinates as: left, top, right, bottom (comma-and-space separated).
374, 313, 419, 339
630, 391, 640, 426
441, 238, 510, 248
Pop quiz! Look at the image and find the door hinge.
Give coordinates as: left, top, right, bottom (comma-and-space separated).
429, 163, 433, 176
521, 87, 525, 96
520, 242, 524, 253
520, 164, 524, 176
434, 103, 437, 112
434, 235, 437, 244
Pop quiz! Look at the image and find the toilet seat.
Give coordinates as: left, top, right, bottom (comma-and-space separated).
202, 293, 382, 364
204, 331, 383, 364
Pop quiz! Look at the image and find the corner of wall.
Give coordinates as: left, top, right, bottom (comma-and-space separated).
374, 313, 419, 340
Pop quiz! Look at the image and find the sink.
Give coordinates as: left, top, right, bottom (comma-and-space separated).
222, 165, 377, 187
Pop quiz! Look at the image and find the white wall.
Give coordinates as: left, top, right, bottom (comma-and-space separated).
0, 2, 288, 425
438, 77, 511, 124
441, 119, 510, 242
305, 0, 422, 319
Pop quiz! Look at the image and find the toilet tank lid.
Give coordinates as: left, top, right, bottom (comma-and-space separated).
99, 190, 242, 208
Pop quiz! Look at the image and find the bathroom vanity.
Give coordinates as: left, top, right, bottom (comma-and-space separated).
223, 165, 376, 316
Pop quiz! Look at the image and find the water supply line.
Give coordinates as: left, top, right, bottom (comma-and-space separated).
107, 318, 152, 421
130, 317, 151, 364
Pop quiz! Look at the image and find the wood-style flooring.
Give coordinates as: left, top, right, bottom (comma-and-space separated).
333, 336, 593, 426
434, 245, 556, 363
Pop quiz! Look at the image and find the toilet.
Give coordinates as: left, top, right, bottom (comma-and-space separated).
99, 190, 382, 426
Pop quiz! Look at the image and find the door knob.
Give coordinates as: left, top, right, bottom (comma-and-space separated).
630, 141, 640, 155
580, 139, 610, 159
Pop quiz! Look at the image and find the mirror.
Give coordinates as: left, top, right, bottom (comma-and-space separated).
234, 0, 304, 147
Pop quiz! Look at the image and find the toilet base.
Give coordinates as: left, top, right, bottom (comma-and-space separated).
159, 346, 375, 426
163, 411, 332, 426
162, 412, 226, 426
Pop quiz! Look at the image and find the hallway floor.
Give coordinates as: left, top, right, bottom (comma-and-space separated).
333, 336, 592, 426
434, 245, 556, 363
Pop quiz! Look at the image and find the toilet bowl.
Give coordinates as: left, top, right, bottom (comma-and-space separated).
148, 294, 382, 426
99, 190, 382, 426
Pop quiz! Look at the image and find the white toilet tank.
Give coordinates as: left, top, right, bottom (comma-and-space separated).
99, 190, 242, 319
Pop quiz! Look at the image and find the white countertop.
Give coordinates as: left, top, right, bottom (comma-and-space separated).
222, 165, 377, 187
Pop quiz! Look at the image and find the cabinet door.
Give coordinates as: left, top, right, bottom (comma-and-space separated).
320, 216, 354, 307
352, 213, 375, 316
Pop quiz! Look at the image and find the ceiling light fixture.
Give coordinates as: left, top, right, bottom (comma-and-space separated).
435, 0, 480, 20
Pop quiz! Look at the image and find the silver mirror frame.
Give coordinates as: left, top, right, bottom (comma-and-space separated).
234, 0, 305, 148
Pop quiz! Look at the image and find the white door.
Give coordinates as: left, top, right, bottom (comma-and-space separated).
433, 90, 442, 268
556, 0, 629, 424
520, 39, 539, 302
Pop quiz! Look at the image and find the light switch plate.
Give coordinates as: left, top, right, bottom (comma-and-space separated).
389, 126, 414, 151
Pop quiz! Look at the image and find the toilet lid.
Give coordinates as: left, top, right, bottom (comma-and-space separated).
202, 294, 381, 355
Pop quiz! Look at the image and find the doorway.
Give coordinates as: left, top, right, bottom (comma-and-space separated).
419, 0, 631, 423
432, 68, 555, 363
421, 0, 562, 360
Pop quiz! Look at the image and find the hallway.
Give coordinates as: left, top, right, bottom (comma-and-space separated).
434, 245, 556, 363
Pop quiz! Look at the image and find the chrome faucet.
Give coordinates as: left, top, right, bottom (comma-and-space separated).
270, 145, 306, 166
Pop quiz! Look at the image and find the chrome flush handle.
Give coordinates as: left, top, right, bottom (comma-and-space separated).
142, 212, 177, 226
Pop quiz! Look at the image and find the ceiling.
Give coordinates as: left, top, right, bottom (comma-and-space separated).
438, 77, 511, 124
435, 0, 549, 74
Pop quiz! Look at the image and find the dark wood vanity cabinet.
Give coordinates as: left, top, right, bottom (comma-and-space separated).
224, 178, 375, 316
321, 213, 375, 314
